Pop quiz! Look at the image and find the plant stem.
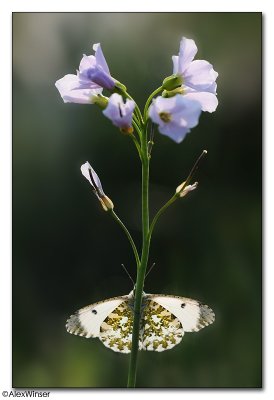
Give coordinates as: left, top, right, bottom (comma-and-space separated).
143, 86, 163, 121
148, 195, 177, 241
132, 120, 143, 141
125, 92, 144, 126
129, 132, 142, 160
110, 210, 140, 268
148, 150, 208, 240
127, 126, 150, 388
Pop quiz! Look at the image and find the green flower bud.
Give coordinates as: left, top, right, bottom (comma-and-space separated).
114, 80, 128, 94
162, 74, 183, 91
92, 94, 109, 109
162, 87, 185, 98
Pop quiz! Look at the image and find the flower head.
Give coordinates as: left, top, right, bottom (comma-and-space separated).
81, 162, 114, 211
78, 43, 115, 90
103, 93, 135, 133
55, 43, 115, 104
171, 37, 218, 113
149, 94, 202, 143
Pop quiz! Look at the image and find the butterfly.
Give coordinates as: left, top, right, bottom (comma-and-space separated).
66, 290, 215, 353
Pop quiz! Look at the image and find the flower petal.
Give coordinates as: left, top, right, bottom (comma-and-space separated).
184, 60, 218, 92
173, 37, 198, 75
158, 122, 190, 144
172, 96, 202, 128
80, 161, 105, 196
79, 54, 96, 73
184, 91, 218, 113
93, 43, 111, 75
149, 95, 202, 143
55, 74, 102, 104
103, 93, 135, 129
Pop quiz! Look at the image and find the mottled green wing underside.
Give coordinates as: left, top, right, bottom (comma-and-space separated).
99, 301, 140, 354
141, 300, 184, 351
67, 292, 214, 354
98, 299, 184, 353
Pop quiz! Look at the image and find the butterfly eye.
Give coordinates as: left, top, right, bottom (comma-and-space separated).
92, 309, 97, 314
181, 303, 186, 308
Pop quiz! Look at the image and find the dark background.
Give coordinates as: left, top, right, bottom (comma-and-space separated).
13, 13, 262, 388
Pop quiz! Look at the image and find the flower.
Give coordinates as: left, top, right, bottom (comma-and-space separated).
102, 93, 135, 133
176, 181, 198, 197
55, 43, 115, 104
149, 94, 202, 143
55, 75, 103, 104
81, 162, 114, 211
171, 37, 218, 113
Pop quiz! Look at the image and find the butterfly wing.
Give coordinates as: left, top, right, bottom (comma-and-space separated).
66, 295, 128, 339
146, 295, 215, 332
99, 300, 142, 354
141, 299, 184, 352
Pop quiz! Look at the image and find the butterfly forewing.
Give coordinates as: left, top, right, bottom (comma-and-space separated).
66, 291, 215, 353
66, 296, 127, 338
147, 295, 215, 332
141, 299, 184, 352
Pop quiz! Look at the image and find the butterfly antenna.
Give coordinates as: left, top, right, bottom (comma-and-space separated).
145, 262, 156, 279
121, 264, 135, 286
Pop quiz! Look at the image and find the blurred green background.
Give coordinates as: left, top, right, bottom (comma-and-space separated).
13, 13, 262, 388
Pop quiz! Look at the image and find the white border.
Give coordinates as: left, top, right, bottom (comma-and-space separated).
1, 1, 273, 399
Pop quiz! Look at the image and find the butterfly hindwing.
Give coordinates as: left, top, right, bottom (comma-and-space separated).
141, 299, 184, 352
146, 295, 215, 332
99, 300, 142, 354
66, 296, 128, 338
66, 291, 215, 353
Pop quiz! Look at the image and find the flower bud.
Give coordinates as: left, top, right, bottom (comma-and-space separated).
87, 67, 115, 90
162, 74, 183, 91
176, 181, 198, 198
92, 94, 109, 109
81, 161, 114, 212
114, 80, 128, 94
162, 87, 185, 98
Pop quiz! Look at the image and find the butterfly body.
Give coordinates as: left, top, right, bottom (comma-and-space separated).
66, 290, 215, 353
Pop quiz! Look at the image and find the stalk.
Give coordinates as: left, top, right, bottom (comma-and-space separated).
110, 210, 140, 268
127, 125, 150, 387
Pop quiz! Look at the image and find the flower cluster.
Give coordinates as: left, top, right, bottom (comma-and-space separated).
56, 37, 218, 143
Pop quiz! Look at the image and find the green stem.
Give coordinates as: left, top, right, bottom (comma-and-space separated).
143, 86, 163, 122
132, 120, 143, 142
110, 210, 140, 268
125, 92, 144, 126
127, 127, 150, 388
148, 150, 208, 240
148, 195, 177, 241
129, 132, 142, 160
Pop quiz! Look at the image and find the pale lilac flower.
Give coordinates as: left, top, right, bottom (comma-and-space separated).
78, 43, 115, 90
149, 95, 202, 143
55, 43, 115, 104
55, 74, 103, 104
103, 93, 135, 133
81, 162, 114, 211
172, 37, 218, 113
